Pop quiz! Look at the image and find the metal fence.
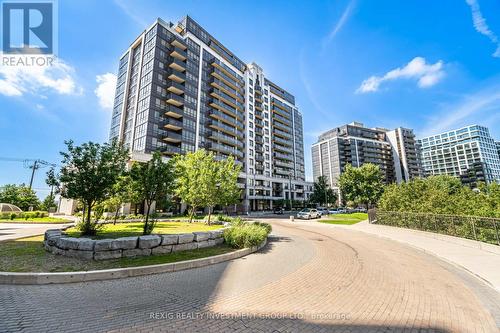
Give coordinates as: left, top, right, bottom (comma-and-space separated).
368, 209, 500, 246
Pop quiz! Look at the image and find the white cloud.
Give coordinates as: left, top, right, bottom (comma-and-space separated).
465, 0, 500, 58
94, 73, 117, 110
356, 57, 445, 93
0, 59, 81, 97
419, 85, 500, 137
321, 0, 356, 50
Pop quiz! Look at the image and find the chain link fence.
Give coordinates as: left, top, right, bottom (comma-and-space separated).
368, 209, 500, 246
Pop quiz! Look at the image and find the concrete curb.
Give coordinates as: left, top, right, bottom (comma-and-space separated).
0, 239, 267, 285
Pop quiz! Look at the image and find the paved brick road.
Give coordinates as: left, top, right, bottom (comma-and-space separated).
1, 218, 498, 332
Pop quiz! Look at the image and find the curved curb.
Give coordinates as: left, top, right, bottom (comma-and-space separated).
0, 239, 267, 285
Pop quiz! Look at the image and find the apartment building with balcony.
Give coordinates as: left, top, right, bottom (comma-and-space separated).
417, 125, 500, 185
109, 16, 312, 212
311, 122, 420, 192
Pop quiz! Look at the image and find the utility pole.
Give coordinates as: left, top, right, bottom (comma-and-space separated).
28, 160, 39, 189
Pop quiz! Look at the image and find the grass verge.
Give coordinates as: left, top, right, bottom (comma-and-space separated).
65, 221, 223, 239
0, 235, 234, 272
0, 217, 71, 224
320, 213, 368, 225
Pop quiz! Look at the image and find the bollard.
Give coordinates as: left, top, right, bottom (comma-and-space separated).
290, 215, 294, 222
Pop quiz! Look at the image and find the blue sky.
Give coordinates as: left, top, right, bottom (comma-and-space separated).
1, 0, 500, 198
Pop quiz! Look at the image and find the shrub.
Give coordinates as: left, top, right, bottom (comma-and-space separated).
10, 213, 16, 220
216, 214, 232, 222
223, 222, 270, 249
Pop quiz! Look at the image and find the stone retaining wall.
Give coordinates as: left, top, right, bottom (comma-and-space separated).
43, 229, 225, 260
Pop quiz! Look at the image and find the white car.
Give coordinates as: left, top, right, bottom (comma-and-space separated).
297, 208, 321, 220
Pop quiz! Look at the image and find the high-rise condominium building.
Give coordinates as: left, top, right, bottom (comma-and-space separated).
109, 16, 311, 212
417, 125, 500, 184
311, 122, 420, 189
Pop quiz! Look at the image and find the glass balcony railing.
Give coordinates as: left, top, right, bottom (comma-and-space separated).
208, 109, 244, 129
163, 131, 182, 143
165, 105, 183, 118
163, 117, 183, 130
166, 81, 184, 95
170, 46, 187, 61
207, 119, 244, 138
166, 93, 184, 107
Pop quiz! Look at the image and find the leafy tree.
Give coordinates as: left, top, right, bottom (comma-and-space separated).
338, 163, 384, 209
173, 150, 241, 224
0, 184, 40, 211
173, 150, 212, 223
58, 140, 129, 236
208, 155, 241, 224
378, 175, 500, 218
310, 175, 337, 206
41, 193, 57, 212
130, 152, 174, 234
103, 174, 139, 224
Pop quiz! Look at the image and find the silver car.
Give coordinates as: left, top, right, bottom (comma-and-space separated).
297, 208, 321, 220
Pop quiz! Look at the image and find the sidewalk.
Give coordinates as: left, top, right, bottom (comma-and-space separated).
316, 220, 500, 293
0, 223, 72, 242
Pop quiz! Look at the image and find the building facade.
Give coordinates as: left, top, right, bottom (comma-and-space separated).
311, 122, 420, 190
109, 16, 312, 212
417, 125, 500, 184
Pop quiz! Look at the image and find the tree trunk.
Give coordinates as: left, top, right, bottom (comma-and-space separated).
207, 206, 212, 225
83, 200, 92, 236
143, 200, 151, 235
113, 205, 120, 225
189, 206, 195, 223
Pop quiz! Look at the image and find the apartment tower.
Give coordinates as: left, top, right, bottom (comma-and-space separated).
311, 122, 420, 189
417, 125, 500, 184
109, 16, 311, 212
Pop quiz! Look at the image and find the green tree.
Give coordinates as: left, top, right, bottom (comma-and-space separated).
58, 140, 129, 236
130, 152, 174, 234
173, 150, 212, 223
208, 155, 241, 223
310, 175, 337, 207
41, 193, 57, 212
103, 174, 139, 224
0, 184, 40, 211
339, 163, 384, 209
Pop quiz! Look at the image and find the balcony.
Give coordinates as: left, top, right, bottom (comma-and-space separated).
255, 163, 264, 171
272, 120, 291, 132
170, 39, 187, 51
166, 81, 184, 95
210, 78, 243, 102
166, 93, 184, 107
272, 135, 292, 147
164, 117, 183, 131
170, 46, 187, 61
255, 136, 263, 144
209, 98, 243, 121
165, 105, 183, 119
254, 85, 263, 95
207, 130, 244, 148
211, 61, 243, 85
274, 167, 291, 176
274, 159, 294, 168
273, 127, 292, 139
206, 141, 244, 159
273, 143, 293, 154
168, 68, 186, 83
169, 58, 186, 73
255, 111, 264, 119
208, 109, 244, 129
207, 119, 244, 138
255, 154, 264, 162
162, 145, 182, 156
163, 131, 182, 143
272, 107, 291, 121
210, 89, 244, 111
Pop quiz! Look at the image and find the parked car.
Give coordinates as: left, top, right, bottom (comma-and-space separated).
329, 208, 339, 214
336, 207, 347, 214
318, 208, 330, 216
273, 207, 284, 215
297, 208, 321, 220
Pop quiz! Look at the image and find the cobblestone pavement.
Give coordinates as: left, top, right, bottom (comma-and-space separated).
1, 218, 499, 332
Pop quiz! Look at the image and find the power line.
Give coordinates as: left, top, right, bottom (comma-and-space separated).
0, 156, 57, 189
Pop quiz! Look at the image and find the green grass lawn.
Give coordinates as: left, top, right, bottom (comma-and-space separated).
65, 221, 223, 239
0, 235, 234, 272
319, 213, 368, 225
0, 217, 72, 224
